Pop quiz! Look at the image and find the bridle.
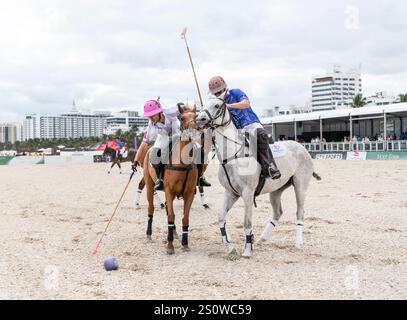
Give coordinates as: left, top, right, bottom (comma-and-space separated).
201, 99, 244, 147
201, 100, 232, 130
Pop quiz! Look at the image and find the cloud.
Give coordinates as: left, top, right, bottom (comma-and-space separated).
0, 0, 406, 122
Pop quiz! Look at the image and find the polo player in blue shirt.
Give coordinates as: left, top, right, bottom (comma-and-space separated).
208, 76, 281, 180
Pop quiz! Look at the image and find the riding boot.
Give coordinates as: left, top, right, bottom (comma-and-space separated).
197, 163, 211, 187
267, 149, 281, 180
153, 164, 164, 191
257, 128, 281, 180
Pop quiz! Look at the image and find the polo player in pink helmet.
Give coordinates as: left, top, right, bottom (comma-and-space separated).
132, 99, 211, 191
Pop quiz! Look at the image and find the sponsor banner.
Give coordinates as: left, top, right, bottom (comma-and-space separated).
366, 152, 407, 160
346, 151, 367, 161
310, 152, 346, 160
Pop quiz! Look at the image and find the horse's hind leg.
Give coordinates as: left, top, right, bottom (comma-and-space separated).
108, 161, 115, 174
153, 190, 165, 209
241, 190, 255, 258
259, 189, 283, 242
293, 175, 311, 247
198, 186, 209, 209
135, 178, 145, 208
219, 190, 239, 258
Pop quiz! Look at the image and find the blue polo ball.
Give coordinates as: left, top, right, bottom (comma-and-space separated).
104, 256, 119, 271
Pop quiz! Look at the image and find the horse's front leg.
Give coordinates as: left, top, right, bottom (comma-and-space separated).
165, 192, 176, 255
241, 190, 255, 258
219, 190, 239, 259
145, 179, 155, 241
181, 189, 195, 252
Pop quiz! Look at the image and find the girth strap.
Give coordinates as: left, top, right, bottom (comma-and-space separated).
165, 164, 193, 171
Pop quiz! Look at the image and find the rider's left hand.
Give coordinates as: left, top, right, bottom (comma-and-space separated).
132, 161, 140, 172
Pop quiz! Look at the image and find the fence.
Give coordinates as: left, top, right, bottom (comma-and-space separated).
303, 140, 407, 152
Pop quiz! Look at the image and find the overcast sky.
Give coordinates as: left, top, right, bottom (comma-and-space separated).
0, 0, 406, 122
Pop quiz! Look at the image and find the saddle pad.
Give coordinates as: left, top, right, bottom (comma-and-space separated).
270, 142, 286, 158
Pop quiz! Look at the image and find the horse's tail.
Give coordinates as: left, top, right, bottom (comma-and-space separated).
312, 172, 322, 181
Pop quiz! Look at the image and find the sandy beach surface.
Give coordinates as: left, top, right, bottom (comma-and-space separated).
0, 160, 406, 300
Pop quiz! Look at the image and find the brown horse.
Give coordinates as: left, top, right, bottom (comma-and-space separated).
143, 105, 199, 254
134, 134, 211, 210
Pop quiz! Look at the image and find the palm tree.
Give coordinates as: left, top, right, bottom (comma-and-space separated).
398, 93, 407, 103
351, 94, 367, 108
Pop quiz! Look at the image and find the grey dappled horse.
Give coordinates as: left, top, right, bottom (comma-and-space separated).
196, 97, 321, 259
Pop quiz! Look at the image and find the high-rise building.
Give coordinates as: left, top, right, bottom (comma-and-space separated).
104, 110, 149, 135
0, 123, 22, 144
312, 65, 362, 112
22, 104, 112, 141
366, 91, 400, 106
22, 105, 148, 140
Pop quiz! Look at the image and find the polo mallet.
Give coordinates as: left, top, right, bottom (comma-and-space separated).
181, 27, 204, 109
92, 170, 136, 255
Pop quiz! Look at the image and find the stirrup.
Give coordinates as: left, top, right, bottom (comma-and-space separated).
154, 179, 164, 191
268, 168, 281, 180
198, 177, 211, 187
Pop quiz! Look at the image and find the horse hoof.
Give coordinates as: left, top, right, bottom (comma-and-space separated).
160, 203, 165, 209
167, 248, 175, 255
227, 248, 240, 261
182, 246, 191, 252
146, 235, 152, 241
241, 250, 252, 258
256, 238, 266, 245
295, 242, 303, 249
203, 204, 210, 209
135, 203, 140, 209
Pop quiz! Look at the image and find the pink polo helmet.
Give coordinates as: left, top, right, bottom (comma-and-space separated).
143, 100, 163, 117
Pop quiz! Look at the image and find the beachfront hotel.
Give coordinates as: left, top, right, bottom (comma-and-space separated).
104, 110, 149, 135
22, 105, 149, 141
0, 123, 23, 144
312, 65, 362, 112
23, 111, 110, 141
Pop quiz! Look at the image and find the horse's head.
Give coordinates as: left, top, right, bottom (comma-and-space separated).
196, 97, 228, 129
178, 104, 198, 131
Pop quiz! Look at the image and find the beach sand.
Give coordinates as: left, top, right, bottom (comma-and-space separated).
0, 160, 406, 299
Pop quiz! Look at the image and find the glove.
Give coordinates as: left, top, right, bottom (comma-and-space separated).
132, 161, 140, 172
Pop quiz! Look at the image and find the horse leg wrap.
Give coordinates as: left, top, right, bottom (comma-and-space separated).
146, 215, 153, 236
260, 220, 277, 240
245, 229, 254, 251
182, 225, 189, 246
220, 223, 230, 244
296, 221, 304, 245
167, 223, 175, 242
135, 189, 142, 204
